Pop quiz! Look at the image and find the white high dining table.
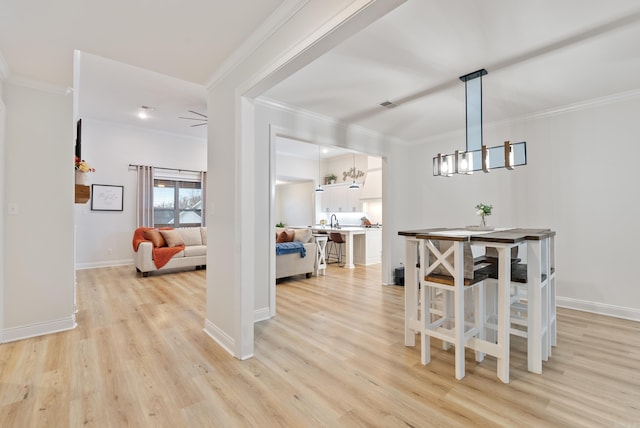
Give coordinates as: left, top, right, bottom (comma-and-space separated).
398, 227, 556, 382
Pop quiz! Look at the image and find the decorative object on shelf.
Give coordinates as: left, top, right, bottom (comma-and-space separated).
91, 184, 123, 211
276, 222, 285, 228
475, 203, 493, 228
75, 156, 95, 185
344, 154, 363, 189
432, 69, 527, 176
325, 173, 337, 185
75, 184, 90, 204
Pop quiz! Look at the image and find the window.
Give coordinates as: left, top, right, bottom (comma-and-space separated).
154, 179, 202, 228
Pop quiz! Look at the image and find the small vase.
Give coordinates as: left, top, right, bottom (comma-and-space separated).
75, 171, 89, 186
480, 216, 487, 228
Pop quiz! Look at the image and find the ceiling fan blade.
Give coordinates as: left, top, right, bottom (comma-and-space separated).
178, 116, 207, 121
188, 110, 208, 118
191, 123, 207, 127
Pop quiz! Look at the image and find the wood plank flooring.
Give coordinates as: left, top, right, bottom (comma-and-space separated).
1, 264, 639, 427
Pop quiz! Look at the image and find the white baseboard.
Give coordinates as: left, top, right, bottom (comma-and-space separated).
556, 296, 640, 322
75, 259, 133, 270
203, 318, 254, 360
2, 315, 77, 343
254, 307, 272, 322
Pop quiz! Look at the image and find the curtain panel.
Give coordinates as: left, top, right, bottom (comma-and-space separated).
136, 165, 155, 227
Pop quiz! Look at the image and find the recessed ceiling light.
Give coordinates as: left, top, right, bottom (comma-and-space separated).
138, 105, 155, 119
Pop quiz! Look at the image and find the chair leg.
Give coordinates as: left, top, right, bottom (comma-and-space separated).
474, 281, 486, 362
421, 279, 431, 365
454, 280, 466, 380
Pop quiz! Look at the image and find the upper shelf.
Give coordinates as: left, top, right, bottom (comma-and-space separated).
75, 184, 90, 204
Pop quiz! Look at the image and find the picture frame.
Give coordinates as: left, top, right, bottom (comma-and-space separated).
91, 184, 124, 211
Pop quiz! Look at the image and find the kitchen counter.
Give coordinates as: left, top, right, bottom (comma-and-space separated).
310, 226, 365, 268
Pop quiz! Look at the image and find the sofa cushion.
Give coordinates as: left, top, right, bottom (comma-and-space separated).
293, 228, 312, 243
184, 245, 206, 257
143, 229, 166, 247
160, 229, 186, 247
276, 230, 294, 243
201, 227, 207, 245
177, 227, 202, 246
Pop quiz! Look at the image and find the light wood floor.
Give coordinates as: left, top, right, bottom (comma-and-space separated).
1, 264, 639, 427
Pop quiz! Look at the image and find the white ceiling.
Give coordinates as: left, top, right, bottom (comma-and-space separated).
3, 1, 640, 150
0, 0, 285, 87
265, 0, 640, 144
76, 52, 208, 139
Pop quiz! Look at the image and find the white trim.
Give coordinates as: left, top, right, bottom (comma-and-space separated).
203, 318, 253, 360
75, 259, 134, 270
154, 168, 202, 182
6, 74, 70, 95
240, 0, 407, 101
556, 296, 640, 322
0, 50, 10, 81
257, 96, 408, 147
269, 125, 278, 318
2, 315, 77, 343
0, 99, 5, 343
206, 0, 311, 89
254, 307, 272, 322
412, 88, 640, 146
525, 88, 640, 120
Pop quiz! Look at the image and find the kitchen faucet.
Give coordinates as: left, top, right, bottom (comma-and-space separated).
330, 213, 340, 229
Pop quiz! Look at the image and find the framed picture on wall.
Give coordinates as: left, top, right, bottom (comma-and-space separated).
91, 184, 124, 211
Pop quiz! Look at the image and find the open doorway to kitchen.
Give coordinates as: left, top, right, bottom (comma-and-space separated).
269, 133, 384, 317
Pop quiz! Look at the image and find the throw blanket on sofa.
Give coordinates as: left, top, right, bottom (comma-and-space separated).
276, 242, 306, 258
132, 227, 185, 269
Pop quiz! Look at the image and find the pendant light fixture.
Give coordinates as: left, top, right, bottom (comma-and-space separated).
315, 145, 324, 192
348, 154, 360, 190
432, 69, 527, 176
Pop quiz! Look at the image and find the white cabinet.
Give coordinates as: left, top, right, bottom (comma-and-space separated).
353, 228, 382, 265
320, 184, 362, 213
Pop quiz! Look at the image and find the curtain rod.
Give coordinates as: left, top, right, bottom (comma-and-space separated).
128, 164, 205, 174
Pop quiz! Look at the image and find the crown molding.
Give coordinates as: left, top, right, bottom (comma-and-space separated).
6, 74, 70, 95
524, 88, 640, 120
411, 88, 640, 146
0, 50, 10, 81
256, 96, 408, 146
205, 0, 310, 90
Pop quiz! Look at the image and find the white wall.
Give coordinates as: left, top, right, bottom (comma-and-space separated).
276, 152, 318, 183
397, 92, 640, 320
275, 181, 315, 227
0, 93, 6, 341
324, 153, 367, 185
74, 118, 206, 268
3, 82, 76, 340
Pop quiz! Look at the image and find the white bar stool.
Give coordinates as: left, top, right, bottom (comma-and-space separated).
419, 238, 495, 381
313, 234, 328, 276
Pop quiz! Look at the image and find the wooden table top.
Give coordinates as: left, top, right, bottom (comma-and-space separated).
398, 228, 555, 243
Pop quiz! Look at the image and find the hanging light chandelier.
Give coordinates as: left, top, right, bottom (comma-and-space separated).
433, 69, 527, 176
348, 153, 360, 190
